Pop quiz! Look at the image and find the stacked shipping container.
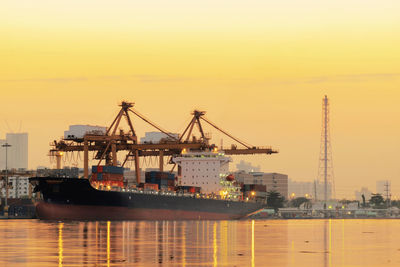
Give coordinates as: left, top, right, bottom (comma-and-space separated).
91, 165, 124, 187
145, 171, 175, 190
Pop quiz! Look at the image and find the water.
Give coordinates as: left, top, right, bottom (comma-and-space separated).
0, 219, 399, 266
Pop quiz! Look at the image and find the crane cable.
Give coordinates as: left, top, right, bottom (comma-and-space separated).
200, 116, 253, 149
129, 108, 178, 141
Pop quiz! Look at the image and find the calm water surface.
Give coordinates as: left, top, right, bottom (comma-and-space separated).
0, 219, 399, 266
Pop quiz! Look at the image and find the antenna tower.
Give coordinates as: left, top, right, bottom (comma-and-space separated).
384, 180, 391, 208
317, 95, 335, 206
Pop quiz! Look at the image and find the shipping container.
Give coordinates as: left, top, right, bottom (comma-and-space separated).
102, 166, 124, 174
145, 171, 175, 180
144, 183, 159, 190
92, 165, 124, 174
102, 173, 123, 181
92, 166, 98, 174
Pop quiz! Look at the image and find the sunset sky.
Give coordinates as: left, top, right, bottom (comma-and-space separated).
1, 0, 399, 198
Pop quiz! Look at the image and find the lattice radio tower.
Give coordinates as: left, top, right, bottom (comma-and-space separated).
317, 95, 336, 205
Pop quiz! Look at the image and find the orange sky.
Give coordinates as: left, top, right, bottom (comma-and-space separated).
1, 0, 400, 198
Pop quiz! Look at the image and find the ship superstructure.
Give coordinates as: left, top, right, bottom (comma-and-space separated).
173, 150, 230, 193
172, 150, 242, 200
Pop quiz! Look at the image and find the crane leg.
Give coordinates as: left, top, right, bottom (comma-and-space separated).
84, 140, 89, 179
159, 150, 164, 172
134, 150, 140, 184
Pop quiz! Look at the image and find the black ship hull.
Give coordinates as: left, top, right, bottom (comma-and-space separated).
30, 177, 264, 220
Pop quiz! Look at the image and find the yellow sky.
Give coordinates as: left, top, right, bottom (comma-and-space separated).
1, 0, 400, 198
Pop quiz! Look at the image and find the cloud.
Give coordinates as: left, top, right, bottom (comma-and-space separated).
305, 73, 400, 84
1, 77, 88, 83
0, 74, 194, 84
130, 74, 196, 83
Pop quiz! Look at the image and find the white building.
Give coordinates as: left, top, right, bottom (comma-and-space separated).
140, 132, 179, 143
1, 176, 31, 198
236, 160, 261, 173
288, 179, 315, 199
0, 133, 28, 170
172, 151, 231, 194
0, 138, 6, 169
64, 125, 107, 139
288, 179, 332, 200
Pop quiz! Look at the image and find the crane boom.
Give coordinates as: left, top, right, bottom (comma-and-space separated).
200, 116, 252, 149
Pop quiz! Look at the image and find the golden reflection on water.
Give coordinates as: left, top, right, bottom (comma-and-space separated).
341, 219, 345, 266
182, 221, 186, 267
251, 219, 255, 267
213, 222, 217, 267
58, 223, 63, 267
329, 219, 332, 267
0, 219, 400, 266
107, 221, 110, 267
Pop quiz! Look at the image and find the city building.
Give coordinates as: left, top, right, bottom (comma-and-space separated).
376, 180, 390, 196
288, 179, 315, 199
124, 168, 146, 186
36, 167, 79, 178
354, 187, 372, 202
173, 151, 231, 194
0, 138, 6, 169
235, 160, 261, 173
64, 125, 107, 139
235, 171, 288, 198
288, 179, 332, 200
0, 133, 28, 170
140, 132, 179, 143
0, 176, 31, 199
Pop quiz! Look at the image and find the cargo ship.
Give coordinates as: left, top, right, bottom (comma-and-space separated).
30, 175, 264, 220
30, 102, 276, 220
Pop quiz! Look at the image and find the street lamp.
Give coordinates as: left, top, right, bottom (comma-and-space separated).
2, 142, 11, 216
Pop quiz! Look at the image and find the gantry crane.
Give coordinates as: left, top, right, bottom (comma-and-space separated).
50, 102, 278, 184
179, 110, 277, 155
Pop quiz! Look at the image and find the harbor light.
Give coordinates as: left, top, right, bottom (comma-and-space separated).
219, 190, 228, 198
251, 191, 256, 196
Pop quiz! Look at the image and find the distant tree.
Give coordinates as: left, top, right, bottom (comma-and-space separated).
361, 194, 366, 207
339, 199, 352, 205
369, 193, 385, 208
391, 200, 400, 209
289, 197, 309, 208
267, 190, 285, 213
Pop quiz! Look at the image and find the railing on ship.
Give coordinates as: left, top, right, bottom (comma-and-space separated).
96, 186, 260, 203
